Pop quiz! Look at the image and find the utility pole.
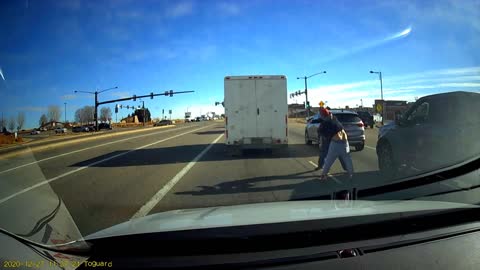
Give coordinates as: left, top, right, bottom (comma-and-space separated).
64, 102, 67, 124
370, 71, 384, 125
142, 100, 145, 126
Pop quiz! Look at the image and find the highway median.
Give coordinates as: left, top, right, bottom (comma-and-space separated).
0, 125, 178, 159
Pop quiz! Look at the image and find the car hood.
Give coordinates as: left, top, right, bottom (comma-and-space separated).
85, 200, 477, 240
379, 121, 397, 138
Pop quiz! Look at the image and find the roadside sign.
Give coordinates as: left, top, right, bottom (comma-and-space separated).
169, 110, 172, 114
376, 104, 383, 113
319, 101, 325, 107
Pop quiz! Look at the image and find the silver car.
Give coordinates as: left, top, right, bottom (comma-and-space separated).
305, 110, 366, 151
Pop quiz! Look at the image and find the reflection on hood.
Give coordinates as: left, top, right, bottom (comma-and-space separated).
87, 200, 477, 240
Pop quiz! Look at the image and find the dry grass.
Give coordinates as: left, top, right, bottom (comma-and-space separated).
0, 134, 23, 145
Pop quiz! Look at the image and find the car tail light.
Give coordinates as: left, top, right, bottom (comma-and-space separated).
358, 122, 364, 127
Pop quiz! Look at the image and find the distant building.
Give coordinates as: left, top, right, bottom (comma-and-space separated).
288, 104, 306, 117
40, 121, 65, 129
374, 100, 412, 121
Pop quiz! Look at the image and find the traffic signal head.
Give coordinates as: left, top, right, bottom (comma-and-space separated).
133, 95, 136, 101
150, 92, 154, 99
169, 90, 173, 97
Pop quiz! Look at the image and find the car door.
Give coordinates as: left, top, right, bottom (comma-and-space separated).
307, 114, 321, 142
393, 100, 432, 172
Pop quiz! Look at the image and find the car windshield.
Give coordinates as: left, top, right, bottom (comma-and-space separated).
0, 0, 479, 252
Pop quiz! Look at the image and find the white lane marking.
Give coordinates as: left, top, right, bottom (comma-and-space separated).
0, 125, 215, 205
0, 125, 193, 175
365, 146, 376, 150
131, 133, 224, 220
308, 160, 342, 184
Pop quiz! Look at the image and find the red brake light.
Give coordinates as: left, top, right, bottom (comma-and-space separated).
358, 122, 364, 127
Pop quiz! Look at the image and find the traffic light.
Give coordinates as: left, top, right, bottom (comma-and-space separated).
115, 105, 118, 114
133, 95, 136, 101
306, 101, 311, 108
169, 90, 173, 97
119, 105, 123, 109
150, 92, 154, 99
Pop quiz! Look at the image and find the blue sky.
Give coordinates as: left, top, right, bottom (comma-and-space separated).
0, 0, 479, 129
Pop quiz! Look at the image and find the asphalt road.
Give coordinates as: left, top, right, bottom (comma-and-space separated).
0, 121, 384, 237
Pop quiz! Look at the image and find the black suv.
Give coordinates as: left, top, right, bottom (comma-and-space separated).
376, 91, 480, 178
356, 111, 374, 128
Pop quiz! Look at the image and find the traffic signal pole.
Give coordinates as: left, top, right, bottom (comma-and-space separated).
303, 77, 309, 118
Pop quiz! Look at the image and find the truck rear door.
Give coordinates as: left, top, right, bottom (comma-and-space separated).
255, 77, 287, 143
225, 78, 257, 140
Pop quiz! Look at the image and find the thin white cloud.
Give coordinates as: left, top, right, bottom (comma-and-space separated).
58, 0, 81, 10
0, 67, 5, 81
62, 94, 77, 100
166, 1, 193, 18
293, 66, 480, 109
17, 106, 47, 112
110, 91, 132, 99
217, 2, 241, 15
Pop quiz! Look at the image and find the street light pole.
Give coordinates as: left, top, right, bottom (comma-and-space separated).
297, 71, 326, 118
64, 102, 67, 124
370, 71, 384, 125
142, 100, 145, 126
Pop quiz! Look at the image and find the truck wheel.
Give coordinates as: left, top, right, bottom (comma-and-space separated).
305, 132, 312, 145
377, 142, 397, 179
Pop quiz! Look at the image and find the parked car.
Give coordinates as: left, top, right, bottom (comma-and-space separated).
30, 129, 41, 135
154, 120, 172, 126
356, 111, 374, 128
39, 127, 47, 131
98, 123, 113, 130
72, 126, 89, 132
55, 127, 67, 134
305, 109, 365, 151
376, 91, 480, 178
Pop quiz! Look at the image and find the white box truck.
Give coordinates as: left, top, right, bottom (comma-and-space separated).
224, 75, 288, 151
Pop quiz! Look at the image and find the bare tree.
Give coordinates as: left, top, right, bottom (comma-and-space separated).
39, 114, 48, 126
74, 108, 82, 124
8, 116, 16, 132
0, 117, 5, 131
83, 106, 94, 123
99, 107, 112, 122
47, 105, 62, 122
74, 106, 95, 124
17, 112, 25, 130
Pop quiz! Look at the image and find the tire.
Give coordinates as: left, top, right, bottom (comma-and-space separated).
377, 142, 397, 179
305, 131, 312, 145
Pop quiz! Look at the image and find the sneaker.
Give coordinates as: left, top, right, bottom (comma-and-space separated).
314, 166, 321, 171
319, 174, 328, 180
